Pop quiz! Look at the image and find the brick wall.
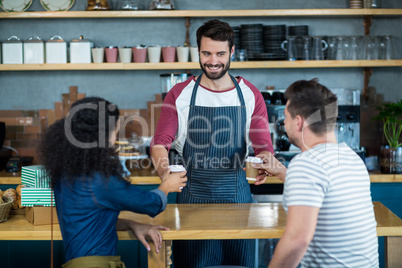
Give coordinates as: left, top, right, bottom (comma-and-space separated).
0, 86, 162, 164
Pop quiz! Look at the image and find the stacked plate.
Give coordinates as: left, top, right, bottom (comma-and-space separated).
260, 25, 287, 60
232, 27, 241, 50
350, 0, 363, 8
239, 24, 264, 60
288, 25, 309, 36
288, 25, 309, 60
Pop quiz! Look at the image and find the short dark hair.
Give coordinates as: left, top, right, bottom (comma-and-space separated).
284, 79, 338, 135
196, 19, 234, 50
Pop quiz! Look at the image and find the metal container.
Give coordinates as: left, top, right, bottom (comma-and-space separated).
70, 35, 93, 63
46, 35, 67, 64
24, 36, 45, 64
2, 36, 23, 64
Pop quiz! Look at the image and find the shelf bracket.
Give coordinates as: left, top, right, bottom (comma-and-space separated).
363, 67, 373, 99
363, 15, 372, 36
184, 17, 191, 47
362, 15, 372, 99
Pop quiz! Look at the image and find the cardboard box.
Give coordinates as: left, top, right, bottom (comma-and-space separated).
25, 206, 58, 226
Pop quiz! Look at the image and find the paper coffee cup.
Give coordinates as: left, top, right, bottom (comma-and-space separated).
245, 157, 263, 181
169, 165, 186, 172
169, 165, 186, 189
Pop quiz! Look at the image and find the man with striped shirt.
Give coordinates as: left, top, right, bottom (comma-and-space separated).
253, 79, 379, 268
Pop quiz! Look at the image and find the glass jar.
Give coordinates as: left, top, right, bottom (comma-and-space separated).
148, 0, 174, 10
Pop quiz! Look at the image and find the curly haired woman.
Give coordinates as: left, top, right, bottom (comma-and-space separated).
39, 97, 187, 268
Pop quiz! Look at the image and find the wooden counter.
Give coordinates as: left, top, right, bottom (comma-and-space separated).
0, 202, 401, 267
1, 169, 402, 185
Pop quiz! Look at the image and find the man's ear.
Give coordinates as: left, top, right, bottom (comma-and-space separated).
231, 45, 235, 58
296, 115, 304, 132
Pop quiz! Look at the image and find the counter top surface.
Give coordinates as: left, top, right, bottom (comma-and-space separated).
1, 169, 401, 185
0, 202, 401, 240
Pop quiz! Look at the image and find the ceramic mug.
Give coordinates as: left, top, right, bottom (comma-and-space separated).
105, 46, 118, 63
132, 47, 147, 63
118, 47, 132, 63
162, 46, 176, 62
176, 46, 189, 62
190, 46, 199, 62
92, 47, 104, 63
148, 46, 161, 63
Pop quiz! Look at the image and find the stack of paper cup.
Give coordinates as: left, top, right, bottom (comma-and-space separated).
349, 0, 363, 8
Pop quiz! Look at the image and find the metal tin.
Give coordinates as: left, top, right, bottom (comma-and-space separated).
24, 36, 45, 64
2, 36, 23, 64
70, 35, 93, 63
46, 35, 67, 64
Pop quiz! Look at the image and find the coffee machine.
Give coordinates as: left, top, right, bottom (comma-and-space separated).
264, 88, 362, 165
332, 88, 361, 150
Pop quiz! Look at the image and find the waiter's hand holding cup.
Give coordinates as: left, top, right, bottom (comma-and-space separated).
158, 165, 187, 195
245, 156, 264, 184
169, 165, 187, 190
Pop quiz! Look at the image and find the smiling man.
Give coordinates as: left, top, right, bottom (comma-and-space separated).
151, 19, 274, 268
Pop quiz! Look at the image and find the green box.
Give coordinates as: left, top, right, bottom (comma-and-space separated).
21, 165, 50, 188
21, 187, 55, 207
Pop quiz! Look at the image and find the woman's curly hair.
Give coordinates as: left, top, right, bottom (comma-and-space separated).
38, 97, 125, 188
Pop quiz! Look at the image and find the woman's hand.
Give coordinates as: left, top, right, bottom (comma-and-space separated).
117, 219, 169, 253
254, 152, 287, 182
158, 168, 187, 195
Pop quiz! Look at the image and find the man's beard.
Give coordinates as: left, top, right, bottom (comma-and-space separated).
200, 58, 231, 80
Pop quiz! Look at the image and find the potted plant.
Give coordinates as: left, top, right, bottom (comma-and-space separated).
374, 100, 402, 173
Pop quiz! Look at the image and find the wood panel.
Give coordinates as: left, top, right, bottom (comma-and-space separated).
1, 60, 401, 71
0, 9, 402, 19
385, 236, 402, 268
0, 202, 401, 241
1, 170, 401, 185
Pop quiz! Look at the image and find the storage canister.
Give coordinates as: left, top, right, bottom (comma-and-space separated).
24, 36, 45, 64
46, 35, 67, 64
2, 36, 23, 64
70, 35, 93, 63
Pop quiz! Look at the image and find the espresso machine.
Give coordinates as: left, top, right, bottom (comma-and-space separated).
332, 88, 361, 151
264, 88, 362, 166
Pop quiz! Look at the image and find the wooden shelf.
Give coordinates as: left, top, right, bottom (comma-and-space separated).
2, 170, 402, 185
1, 60, 401, 71
1, 9, 402, 19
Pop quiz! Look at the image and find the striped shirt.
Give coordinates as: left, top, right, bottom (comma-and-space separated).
283, 142, 379, 268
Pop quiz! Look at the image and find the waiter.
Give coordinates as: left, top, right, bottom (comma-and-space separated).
151, 19, 274, 268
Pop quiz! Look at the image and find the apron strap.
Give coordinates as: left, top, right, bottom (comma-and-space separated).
229, 74, 246, 107
189, 74, 202, 106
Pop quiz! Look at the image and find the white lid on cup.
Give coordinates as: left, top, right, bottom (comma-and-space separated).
169, 165, 186, 172
245, 156, 263, 163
